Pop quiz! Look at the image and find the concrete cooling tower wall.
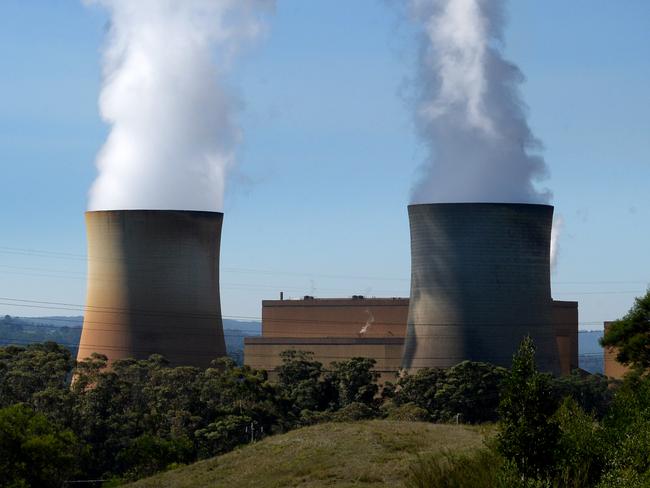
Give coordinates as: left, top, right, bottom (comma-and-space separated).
402, 203, 561, 374
77, 210, 226, 367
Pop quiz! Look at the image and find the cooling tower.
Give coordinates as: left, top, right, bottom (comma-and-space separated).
401, 203, 561, 374
77, 210, 227, 367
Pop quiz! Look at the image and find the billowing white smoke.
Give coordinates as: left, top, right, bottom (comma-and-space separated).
408, 0, 550, 204
86, 0, 273, 211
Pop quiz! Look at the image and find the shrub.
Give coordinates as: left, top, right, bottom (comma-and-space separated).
551, 397, 605, 487
116, 434, 193, 480
298, 409, 334, 426
380, 401, 430, 422
405, 448, 502, 488
331, 402, 377, 422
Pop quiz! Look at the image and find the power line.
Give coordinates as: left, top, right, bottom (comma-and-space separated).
2, 244, 648, 286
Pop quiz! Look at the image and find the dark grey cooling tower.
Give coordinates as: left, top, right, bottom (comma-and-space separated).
401, 203, 560, 374
77, 210, 227, 368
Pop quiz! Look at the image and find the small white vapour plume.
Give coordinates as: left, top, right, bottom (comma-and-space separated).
550, 214, 563, 269
86, 0, 273, 211
359, 309, 375, 335
408, 0, 550, 204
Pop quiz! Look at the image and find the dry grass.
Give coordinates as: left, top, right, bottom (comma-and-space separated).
126, 421, 490, 488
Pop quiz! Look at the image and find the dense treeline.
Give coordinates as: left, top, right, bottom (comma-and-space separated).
0, 340, 614, 487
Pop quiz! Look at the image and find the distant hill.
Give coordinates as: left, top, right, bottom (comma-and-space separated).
12, 316, 261, 334
0, 315, 82, 357
1, 315, 261, 364
223, 319, 261, 335
127, 420, 488, 488
16, 316, 84, 328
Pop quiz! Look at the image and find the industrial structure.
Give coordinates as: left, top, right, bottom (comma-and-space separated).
77, 210, 227, 367
402, 203, 561, 375
245, 297, 408, 382
244, 295, 578, 380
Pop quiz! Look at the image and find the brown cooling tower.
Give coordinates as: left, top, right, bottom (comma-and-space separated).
77, 210, 227, 367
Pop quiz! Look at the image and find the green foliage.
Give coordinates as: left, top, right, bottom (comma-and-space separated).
70, 353, 281, 479
0, 342, 74, 409
434, 361, 507, 423
497, 336, 559, 480
553, 398, 605, 487
328, 357, 380, 407
598, 373, 650, 486
551, 371, 613, 419
330, 401, 377, 421
116, 434, 193, 481
405, 448, 503, 488
296, 408, 334, 426
195, 415, 253, 456
275, 350, 334, 413
0, 404, 80, 488
381, 401, 430, 422
394, 367, 447, 413
601, 289, 650, 373
394, 361, 505, 423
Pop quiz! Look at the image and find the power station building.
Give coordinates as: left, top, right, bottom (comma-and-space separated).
77, 210, 227, 367
244, 296, 578, 380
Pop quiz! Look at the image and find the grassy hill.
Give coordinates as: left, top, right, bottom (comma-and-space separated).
127, 420, 489, 488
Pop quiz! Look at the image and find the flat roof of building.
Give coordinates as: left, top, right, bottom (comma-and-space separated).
245, 337, 405, 345
263, 297, 409, 307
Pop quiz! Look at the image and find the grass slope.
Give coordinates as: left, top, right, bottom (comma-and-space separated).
127, 420, 488, 488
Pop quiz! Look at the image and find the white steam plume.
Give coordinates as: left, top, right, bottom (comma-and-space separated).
550, 214, 563, 270
86, 0, 273, 211
359, 309, 375, 335
408, 0, 550, 204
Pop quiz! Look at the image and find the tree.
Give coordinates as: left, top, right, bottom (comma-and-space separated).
550, 370, 613, 419
601, 290, 650, 373
115, 434, 193, 481
328, 357, 379, 408
0, 404, 80, 488
276, 350, 333, 413
0, 342, 74, 409
434, 361, 506, 423
394, 367, 447, 416
497, 336, 559, 480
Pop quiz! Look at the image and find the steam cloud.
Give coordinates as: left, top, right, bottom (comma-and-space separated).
408, 0, 550, 204
86, 0, 273, 211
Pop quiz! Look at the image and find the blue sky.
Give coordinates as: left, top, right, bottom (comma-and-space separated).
0, 0, 648, 329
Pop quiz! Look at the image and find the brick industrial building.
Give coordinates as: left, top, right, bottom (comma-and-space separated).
244, 296, 578, 381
